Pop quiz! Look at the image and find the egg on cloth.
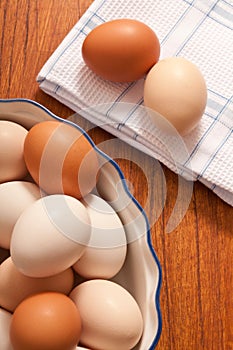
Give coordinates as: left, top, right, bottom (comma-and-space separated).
0, 257, 74, 312
10, 292, 82, 350
73, 194, 127, 279
0, 121, 28, 183
82, 19, 160, 82
70, 279, 143, 350
0, 181, 41, 249
144, 57, 207, 135
10, 194, 91, 277
23, 120, 99, 199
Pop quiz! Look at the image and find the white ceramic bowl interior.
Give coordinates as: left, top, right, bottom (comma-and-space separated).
0, 98, 162, 350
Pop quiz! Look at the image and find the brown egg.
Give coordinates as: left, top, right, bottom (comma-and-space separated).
23, 121, 99, 199
0, 257, 74, 312
10, 292, 82, 350
82, 19, 160, 82
144, 57, 207, 135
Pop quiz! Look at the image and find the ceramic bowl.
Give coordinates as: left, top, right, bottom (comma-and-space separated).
0, 98, 162, 350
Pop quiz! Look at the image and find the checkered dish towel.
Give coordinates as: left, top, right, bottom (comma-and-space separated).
37, 0, 233, 206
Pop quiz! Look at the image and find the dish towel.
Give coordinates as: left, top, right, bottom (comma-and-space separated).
37, 0, 233, 206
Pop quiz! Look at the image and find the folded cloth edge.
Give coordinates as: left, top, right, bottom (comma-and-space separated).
38, 81, 233, 207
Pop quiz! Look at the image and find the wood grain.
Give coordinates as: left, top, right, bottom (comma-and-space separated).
0, 1, 232, 349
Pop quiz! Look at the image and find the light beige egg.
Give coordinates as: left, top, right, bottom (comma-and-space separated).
70, 279, 143, 350
0, 257, 74, 312
0, 181, 41, 249
144, 57, 207, 135
73, 194, 127, 279
0, 308, 13, 350
0, 121, 28, 183
10, 194, 91, 278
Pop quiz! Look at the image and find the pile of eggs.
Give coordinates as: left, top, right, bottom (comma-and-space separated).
82, 18, 207, 135
0, 120, 144, 350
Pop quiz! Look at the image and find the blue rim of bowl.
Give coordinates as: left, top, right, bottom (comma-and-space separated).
0, 97, 162, 349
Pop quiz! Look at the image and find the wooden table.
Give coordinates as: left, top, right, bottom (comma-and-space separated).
0, 1, 232, 349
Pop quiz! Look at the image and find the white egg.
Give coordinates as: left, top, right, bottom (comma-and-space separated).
0, 308, 13, 350
70, 279, 143, 350
10, 194, 91, 277
0, 121, 28, 183
0, 181, 41, 249
73, 194, 127, 279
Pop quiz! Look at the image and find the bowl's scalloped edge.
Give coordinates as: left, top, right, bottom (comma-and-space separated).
0, 97, 162, 349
